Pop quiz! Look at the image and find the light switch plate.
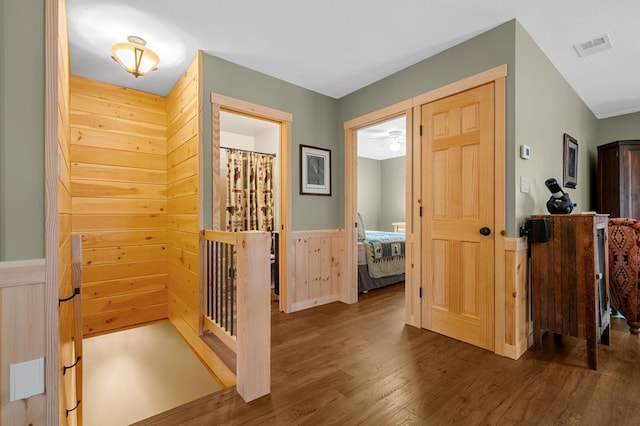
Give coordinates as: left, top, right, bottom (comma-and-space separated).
520, 144, 531, 159
10, 358, 45, 401
520, 176, 530, 193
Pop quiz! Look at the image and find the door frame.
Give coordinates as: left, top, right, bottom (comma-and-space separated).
343, 102, 418, 325
210, 93, 293, 312
343, 65, 507, 354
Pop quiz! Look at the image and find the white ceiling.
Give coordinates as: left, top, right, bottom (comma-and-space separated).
358, 116, 407, 161
67, 0, 640, 119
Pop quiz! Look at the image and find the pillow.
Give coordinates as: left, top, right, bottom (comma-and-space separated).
357, 213, 366, 241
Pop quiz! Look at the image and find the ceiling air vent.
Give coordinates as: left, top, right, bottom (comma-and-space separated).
574, 34, 612, 57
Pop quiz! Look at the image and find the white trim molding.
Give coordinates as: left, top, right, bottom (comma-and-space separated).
0, 259, 46, 288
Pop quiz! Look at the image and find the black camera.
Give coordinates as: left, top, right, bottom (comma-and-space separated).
545, 178, 576, 214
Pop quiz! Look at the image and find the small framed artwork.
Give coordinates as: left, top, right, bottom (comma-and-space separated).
300, 144, 331, 196
563, 133, 578, 189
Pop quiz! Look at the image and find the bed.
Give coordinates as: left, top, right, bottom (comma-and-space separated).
357, 214, 406, 293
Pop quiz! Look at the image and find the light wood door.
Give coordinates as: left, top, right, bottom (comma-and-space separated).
421, 82, 495, 351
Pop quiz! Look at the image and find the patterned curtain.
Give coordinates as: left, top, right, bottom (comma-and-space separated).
225, 149, 275, 232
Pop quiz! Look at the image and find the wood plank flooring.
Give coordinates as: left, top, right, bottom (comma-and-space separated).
135, 284, 640, 425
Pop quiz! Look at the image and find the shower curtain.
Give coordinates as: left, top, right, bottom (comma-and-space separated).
225, 149, 275, 232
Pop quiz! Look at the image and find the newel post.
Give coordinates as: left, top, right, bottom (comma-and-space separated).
235, 231, 271, 402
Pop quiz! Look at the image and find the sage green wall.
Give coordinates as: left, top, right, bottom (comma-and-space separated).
356, 156, 406, 232
356, 157, 381, 231
514, 22, 599, 229
201, 53, 341, 231
0, 0, 45, 260
380, 156, 406, 232
598, 112, 640, 143
339, 20, 518, 235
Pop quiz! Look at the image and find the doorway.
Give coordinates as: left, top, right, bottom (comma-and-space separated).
218, 111, 281, 296
355, 116, 408, 295
344, 66, 507, 354
210, 94, 292, 312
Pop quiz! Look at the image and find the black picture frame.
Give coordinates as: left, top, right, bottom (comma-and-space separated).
563, 133, 578, 189
300, 145, 331, 196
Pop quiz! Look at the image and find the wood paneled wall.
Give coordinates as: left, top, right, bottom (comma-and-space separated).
0, 262, 46, 425
165, 56, 235, 386
70, 76, 168, 336
288, 230, 346, 312
56, 0, 80, 422
503, 237, 530, 359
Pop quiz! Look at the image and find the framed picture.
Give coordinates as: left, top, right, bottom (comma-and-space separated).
563, 133, 578, 189
300, 144, 331, 195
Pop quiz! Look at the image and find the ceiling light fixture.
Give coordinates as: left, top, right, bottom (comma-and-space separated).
111, 35, 160, 78
388, 130, 403, 152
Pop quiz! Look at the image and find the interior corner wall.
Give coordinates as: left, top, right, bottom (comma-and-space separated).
598, 111, 640, 143
0, 0, 45, 261
338, 20, 518, 235
357, 157, 381, 231
201, 53, 342, 231
166, 57, 201, 338
380, 156, 406, 231
513, 21, 599, 228
69, 76, 169, 336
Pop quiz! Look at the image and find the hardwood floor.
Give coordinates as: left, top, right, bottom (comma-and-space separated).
135, 284, 640, 425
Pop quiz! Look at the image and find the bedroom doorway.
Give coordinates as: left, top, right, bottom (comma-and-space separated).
355, 116, 408, 294
343, 99, 420, 324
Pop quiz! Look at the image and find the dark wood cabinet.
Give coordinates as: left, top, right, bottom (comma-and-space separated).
597, 140, 640, 220
530, 213, 610, 370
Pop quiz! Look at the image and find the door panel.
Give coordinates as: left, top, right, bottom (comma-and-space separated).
421, 82, 495, 351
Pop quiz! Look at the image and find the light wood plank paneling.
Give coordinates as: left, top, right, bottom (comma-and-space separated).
168, 230, 198, 253
167, 99, 198, 140
167, 246, 199, 273
166, 57, 202, 371
167, 115, 199, 154
167, 155, 198, 184
82, 244, 167, 266
71, 76, 168, 335
69, 111, 166, 140
167, 195, 198, 215
82, 275, 167, 300
81, 230, 168, 248
290, 230, 345, 312
71, 179, 166, 199
168, 290, 199, 335
168, 135, 198, 169
70, 75, 166, 110
72, 197, 166, 215
83, 260, 168, 283
73, 214, 167, 231
71, 144, 166, 170
55, 2, 78, 422
71, 127, 166, 155
83, 304, 167, 336
168, 175, 198, 199
70, 92, 166, 126
167, 214, 199, 233
71, 162, 166, 184
83, 289, 167, 317
503, 237, 531, 360
0, 282, 46, 426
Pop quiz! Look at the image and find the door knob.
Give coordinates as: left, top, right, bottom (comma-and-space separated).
479, 227, 491, 236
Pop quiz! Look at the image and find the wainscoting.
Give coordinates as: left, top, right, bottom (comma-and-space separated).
0, 260, 46, 425
287, 229, 347, 312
